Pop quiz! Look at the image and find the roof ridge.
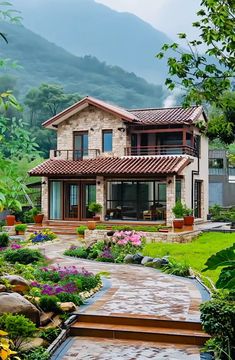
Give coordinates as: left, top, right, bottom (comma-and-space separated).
128, 105, 200, 112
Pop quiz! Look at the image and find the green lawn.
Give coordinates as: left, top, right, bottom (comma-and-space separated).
143, 232, 235, 286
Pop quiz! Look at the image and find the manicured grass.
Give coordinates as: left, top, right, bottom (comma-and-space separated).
143, 232, 235, 285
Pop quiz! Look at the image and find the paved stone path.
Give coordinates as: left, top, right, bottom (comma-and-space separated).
38, 236, 204, 359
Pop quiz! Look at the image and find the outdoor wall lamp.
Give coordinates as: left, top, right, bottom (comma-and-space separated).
97, 181, 101, 185
41, 181, 47, 185
118, 127, 125, 132
90, 127, 95, 131
168, 179, 172, 184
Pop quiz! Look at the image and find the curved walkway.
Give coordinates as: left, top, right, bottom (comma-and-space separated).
38, 236, 205, 359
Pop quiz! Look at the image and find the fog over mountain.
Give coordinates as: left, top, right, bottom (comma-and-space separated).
11, 0, 174, 83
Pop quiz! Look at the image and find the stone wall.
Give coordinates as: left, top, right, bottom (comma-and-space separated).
166, 175, 176, 226
56, 106, 129, 158
41, 177, 48, 220
84, 229, 201, 244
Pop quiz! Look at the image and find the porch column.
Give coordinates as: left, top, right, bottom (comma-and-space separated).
166, 175, 176, 226
96, 176, 106, 221
41, 177, 48, 221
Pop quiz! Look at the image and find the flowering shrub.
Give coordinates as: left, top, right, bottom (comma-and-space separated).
10, 243, 22, 250
31, 281, 78, 295
96, 247, 114, 262
29, 229, 56, 243
112, 231, 143, 247
111, 231, 145, 263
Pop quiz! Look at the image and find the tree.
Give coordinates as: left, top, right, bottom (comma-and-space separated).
0, 2, 22, 111
157, 0, 234, 108
25, 83, 81, 126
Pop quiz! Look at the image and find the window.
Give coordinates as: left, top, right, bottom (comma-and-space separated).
102, 130, 112, 152
209, 158, 224, 169
50, 181, 62, 219
74, 132, 88, 159
175, 180, 181, 202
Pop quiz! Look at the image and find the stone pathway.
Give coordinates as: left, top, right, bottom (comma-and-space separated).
38, 236, 205, 359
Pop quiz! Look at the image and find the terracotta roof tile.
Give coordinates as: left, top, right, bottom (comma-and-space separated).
130, 106, 203, 125
29, 156, 191, 176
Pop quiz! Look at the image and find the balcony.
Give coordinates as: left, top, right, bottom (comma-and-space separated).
50, 149, 100, 160
124, 145, 198, 157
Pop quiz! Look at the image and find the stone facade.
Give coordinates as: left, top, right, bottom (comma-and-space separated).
166, 175, 176, 226
56, 106, 130, 159
41, 177, 49, 220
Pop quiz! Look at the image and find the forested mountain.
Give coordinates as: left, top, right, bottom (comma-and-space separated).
0, 21, 165, 108
11, 0, 171, 83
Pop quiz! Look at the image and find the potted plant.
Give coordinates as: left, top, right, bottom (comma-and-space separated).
172, 200, 184, 229
88, 202, 103, 221
0, 197, 22, 227
30, 208, 44, 224
183, 206, 194, 226
15, 223, 27, 235
76, 225, 87, 238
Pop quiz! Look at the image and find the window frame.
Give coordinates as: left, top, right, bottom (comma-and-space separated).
102, 130, 113, 153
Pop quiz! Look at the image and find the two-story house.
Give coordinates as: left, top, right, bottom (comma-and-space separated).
29, 96, 209, 225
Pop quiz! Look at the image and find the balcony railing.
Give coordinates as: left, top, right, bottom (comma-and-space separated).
50, 149, 100, 160
124, 145, 198, 157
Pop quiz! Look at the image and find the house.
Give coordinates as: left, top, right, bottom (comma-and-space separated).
209, 149, 235, 207
29, 96, 209, 225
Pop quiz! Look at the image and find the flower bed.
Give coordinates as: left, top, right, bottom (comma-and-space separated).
29, 229, 57, 243
65, 230, 145, 263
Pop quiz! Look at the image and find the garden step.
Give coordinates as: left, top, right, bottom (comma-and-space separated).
40, 311, 55, 326
70, 314, 210, 346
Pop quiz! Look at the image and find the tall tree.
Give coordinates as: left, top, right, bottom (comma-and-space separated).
157, 0, 234, 107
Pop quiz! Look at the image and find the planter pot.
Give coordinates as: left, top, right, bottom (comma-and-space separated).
16, 231, 25, 235
6, 215, 15, 226
173, 219, 184, 229
87, 221, 96, 230
184, 215, 194, 226
93, 216, 100, 221
33, 214, 44, 224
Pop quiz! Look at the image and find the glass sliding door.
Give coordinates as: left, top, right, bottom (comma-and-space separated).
50, 181, 62, 220
64, 183, 79, 219
84, 184, 96, 218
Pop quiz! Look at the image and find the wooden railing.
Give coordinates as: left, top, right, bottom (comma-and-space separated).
124, 145, 198, 157
50, 149, 100, 160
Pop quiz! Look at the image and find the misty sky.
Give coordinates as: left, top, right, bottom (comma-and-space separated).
97, 0, 201, 41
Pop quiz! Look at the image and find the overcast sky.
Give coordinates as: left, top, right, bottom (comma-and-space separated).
96, 0, 200, 41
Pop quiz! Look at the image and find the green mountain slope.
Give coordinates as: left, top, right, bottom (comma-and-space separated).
0, 21, 164, 108
11, 0, 171, 83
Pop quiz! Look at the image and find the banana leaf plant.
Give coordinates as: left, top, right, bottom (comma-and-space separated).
203, 243, 235, 290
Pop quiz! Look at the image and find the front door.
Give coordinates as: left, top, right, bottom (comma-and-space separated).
64, 181, 96, 220
64, 183, 80, 220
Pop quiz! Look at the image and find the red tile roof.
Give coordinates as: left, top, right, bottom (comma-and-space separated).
29, 156, 192, 176
129, 106, 204, 125
43, 96, 138, 129
42, 96, 205, 129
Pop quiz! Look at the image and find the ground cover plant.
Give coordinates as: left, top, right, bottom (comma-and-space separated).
142, 232, 235, 285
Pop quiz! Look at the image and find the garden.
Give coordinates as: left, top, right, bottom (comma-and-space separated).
0, 231, 102, 359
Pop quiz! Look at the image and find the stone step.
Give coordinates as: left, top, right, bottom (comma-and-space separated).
70, 314, 210, 346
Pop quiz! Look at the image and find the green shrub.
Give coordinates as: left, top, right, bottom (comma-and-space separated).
22, 346, 50, 360
4, 248, 44, 264
172, 200, 184, 218
162, 260, 190, 277
0, 232, 9, 247
79, 274, 101, 291
87, 240, 106, 259
96, 224, 108, 230
112, 225, 133, 231
15, 224, 27, 232
112, 225, 161, 232
96, 256, 114, 262
88, 202, 102, 214
56, 292, 83, 305
0, 313, 37, 350
76, 225, 87, 235
39, 295, 60, 313
39, 327, 60, 343
64, 246, 88, 258
200, 298, 235, 359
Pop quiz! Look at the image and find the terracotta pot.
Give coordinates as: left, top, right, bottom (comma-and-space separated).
33, 214, 44, 224
184, 215, 194, 226
93, 216, 100, 221
173, 219, 184, 229
17, 231, 25, 235
87, 221, 96, 230
6, 215, 15, 226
